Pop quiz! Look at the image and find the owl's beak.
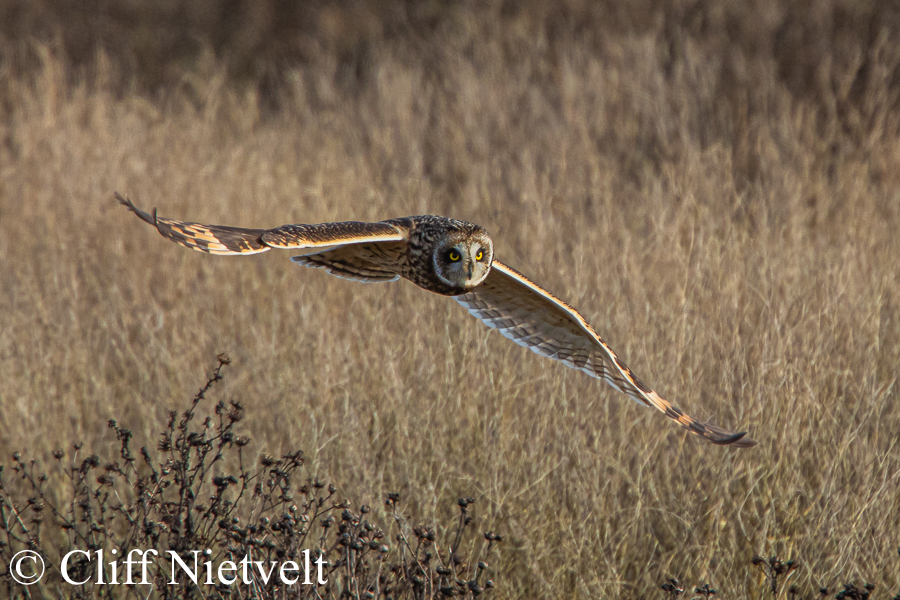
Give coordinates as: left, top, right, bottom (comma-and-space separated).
466, 261, 475, 279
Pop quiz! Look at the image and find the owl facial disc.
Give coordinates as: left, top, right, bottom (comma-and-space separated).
433, 235, 493, 291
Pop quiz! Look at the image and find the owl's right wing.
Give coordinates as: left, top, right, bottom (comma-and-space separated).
455, 260, 756, 447
117, 193, 408, 282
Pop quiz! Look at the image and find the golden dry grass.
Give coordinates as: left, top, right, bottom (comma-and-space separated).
2, 4, 900, 597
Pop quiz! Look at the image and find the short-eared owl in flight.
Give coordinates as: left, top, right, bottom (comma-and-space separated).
117, 193, 755, 447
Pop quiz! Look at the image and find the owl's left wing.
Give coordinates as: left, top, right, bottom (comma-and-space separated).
455, 260, 756, 447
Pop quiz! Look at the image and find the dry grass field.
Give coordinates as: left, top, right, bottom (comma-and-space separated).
1, 1, 900, 598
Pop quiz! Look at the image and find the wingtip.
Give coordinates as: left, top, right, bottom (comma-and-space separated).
114, 191, 131, 209
715, 431, 757, 448
115, 191, 157, 227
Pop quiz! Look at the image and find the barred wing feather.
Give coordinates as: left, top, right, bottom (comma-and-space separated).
456, 261, 755, 447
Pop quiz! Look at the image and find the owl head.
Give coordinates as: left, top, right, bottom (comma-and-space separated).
432, 229, 493, 291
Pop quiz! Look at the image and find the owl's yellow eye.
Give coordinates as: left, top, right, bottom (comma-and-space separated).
475, 250, 484, 261
448, 250, 461, 262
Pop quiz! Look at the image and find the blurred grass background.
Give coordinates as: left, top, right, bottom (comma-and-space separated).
1, 0, 899, 597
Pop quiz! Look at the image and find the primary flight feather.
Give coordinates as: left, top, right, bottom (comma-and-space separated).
117, 192, 756, 447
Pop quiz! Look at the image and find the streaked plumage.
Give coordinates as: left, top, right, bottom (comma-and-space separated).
117, 192, 756, 447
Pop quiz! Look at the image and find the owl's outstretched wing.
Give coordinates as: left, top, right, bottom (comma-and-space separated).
116, 193, 408, 282
456, 260, 756, 447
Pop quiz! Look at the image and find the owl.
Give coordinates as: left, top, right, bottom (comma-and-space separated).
117, 193, 755, 447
